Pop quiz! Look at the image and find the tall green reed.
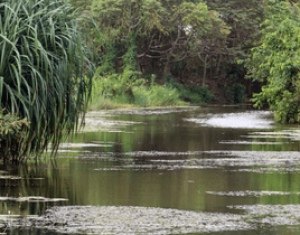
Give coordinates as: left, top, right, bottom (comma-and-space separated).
0, 0, 94, 161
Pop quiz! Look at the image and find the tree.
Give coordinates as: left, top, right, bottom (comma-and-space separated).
246, 0, 300, 123
91, 0, 229, 81
0, 0, 94, 160
203, 0, 265, 82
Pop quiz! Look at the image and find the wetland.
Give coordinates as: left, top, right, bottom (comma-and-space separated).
1, 106, 300, 234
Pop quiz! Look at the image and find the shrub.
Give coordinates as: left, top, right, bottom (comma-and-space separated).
163, 75, 215, 104
132, 85, 185, 107
91, 73, 185, 108
0, 112, 29, 161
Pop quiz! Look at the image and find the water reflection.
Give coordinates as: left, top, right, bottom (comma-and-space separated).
1, 106, 300, 235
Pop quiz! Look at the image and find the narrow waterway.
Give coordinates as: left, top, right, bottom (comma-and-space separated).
1, 106, 300, 234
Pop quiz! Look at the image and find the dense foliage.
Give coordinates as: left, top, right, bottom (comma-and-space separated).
92, 0, 229, 76
204, 0, 265, 81
246, 0, 300, 123
0, 0, 93, 160
83, 0, 229, 107
70, 0, 269, 107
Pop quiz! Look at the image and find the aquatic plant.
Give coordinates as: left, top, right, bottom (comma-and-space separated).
0, 0, 93, 160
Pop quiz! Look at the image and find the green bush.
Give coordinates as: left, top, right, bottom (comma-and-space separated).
133, 85, 184, 107
188, 86, 216, 103
0, 0, 93, 160
0, 112, 29, 161
246, 1, 300, 123
163, 75, 215, 104
90, 72, 185, 108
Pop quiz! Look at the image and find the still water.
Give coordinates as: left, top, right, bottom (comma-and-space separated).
1, 106, 300, 234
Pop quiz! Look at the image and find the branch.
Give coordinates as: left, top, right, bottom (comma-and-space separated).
171, 52, 189, 63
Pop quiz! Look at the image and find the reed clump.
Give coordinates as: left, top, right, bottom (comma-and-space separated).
0, 0, 93, 161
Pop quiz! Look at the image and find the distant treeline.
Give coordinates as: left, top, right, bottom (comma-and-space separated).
72, 0, 300, 123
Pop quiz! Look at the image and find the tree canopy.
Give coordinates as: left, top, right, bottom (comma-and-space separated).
91, 0, 229, 79
246, 0, 300, 123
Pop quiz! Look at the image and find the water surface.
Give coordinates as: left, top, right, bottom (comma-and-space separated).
1, 106, 300, 234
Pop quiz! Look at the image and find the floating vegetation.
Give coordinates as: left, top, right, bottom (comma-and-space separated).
89, 150, 300, 171
123, 150, 300, 167
199, 151, 300, 167
93, 164, 216, 171
206, 191, 298, 197
91, 141, 117, 144
4, 206, 251, 234
4, 204, 300, 234
229, 205, 300, 226
56, 150, 91, 153
219, 141, 284, 145
121, 150, 300, 161
185, 111, 274, 129
0, 197, 68, 202
110, 107, 193, 115
244, 129, 300, 141
244, 134, 292, 139
0, 214, 39, 224
123, 151, 204, 157
0, 171, 43, 180
0, 175, 21, 180
230, 167, 300, 173
81, 111, 142, 132
56, 143, 113, 149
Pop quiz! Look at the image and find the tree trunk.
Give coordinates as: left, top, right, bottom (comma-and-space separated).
202, 55, 208, 87
163, 53, 172, 77
216, 55, 222, 77
136, 58, 142, 79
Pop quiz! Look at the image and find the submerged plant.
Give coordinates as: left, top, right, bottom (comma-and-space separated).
0, 0, 94, 160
